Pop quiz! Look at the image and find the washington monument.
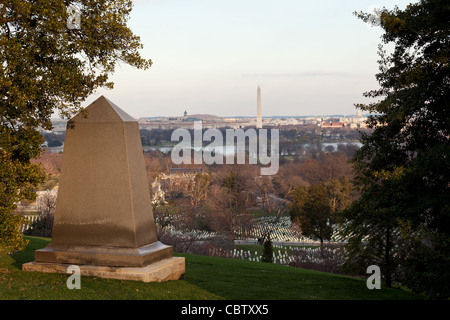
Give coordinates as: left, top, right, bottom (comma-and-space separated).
256, 86, 262, 129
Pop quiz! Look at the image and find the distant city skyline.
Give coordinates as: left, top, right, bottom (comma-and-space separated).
78, 0, 417, 119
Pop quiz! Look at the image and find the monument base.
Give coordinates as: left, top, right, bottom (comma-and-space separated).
22, 257, 185, 283
34, 241, 173, 268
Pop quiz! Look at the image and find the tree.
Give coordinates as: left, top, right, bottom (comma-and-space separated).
261, 234, 274, 263
253, 175, 276, 213
206, 166, 256, 239
324, 176, 352, 215
341, 0, 450, 296
24, 190, 58, 238
297, 152, 353, 185
220, 169, 254, 216
339, 186, 404, 288
187, 172, 211, 207
0, 0, 151, 254
289, 184, 334, 249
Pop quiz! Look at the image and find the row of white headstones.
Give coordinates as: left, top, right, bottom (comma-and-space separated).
208, 244, 337, 265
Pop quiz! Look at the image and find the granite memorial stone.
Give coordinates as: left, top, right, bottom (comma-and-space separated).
23, 96, 185, 282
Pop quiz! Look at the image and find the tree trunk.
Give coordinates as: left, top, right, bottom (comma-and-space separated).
320, 237, 324, 256
385, 226, 392, 288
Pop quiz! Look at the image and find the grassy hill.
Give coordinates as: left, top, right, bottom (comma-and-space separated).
0, 236, 423, 300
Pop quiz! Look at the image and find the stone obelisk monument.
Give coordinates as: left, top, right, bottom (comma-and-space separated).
256, 86, 262, 129
23, 96, 185, 282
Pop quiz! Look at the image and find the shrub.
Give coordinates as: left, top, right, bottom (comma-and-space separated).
0, 211, 29, 256
261, 236, 274, 263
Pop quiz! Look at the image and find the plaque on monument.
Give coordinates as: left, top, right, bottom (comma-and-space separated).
23, 96, 185, 282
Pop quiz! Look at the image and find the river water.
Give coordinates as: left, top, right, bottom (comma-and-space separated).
46, 142, 361, 155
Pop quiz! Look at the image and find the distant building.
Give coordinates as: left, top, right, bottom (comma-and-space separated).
321, 122, 344, 128
355, 110, 363, 118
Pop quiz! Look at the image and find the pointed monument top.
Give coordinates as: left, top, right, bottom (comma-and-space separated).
71, 96, 135, 123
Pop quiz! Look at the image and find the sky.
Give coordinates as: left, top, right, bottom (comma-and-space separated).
82, 0, 417, 118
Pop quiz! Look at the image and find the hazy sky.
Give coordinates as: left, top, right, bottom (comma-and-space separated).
83, 0, 417, 118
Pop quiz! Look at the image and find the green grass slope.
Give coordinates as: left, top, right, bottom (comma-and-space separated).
0, 236, 423, 300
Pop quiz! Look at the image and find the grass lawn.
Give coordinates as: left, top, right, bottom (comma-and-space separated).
0, 236, 424, 300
